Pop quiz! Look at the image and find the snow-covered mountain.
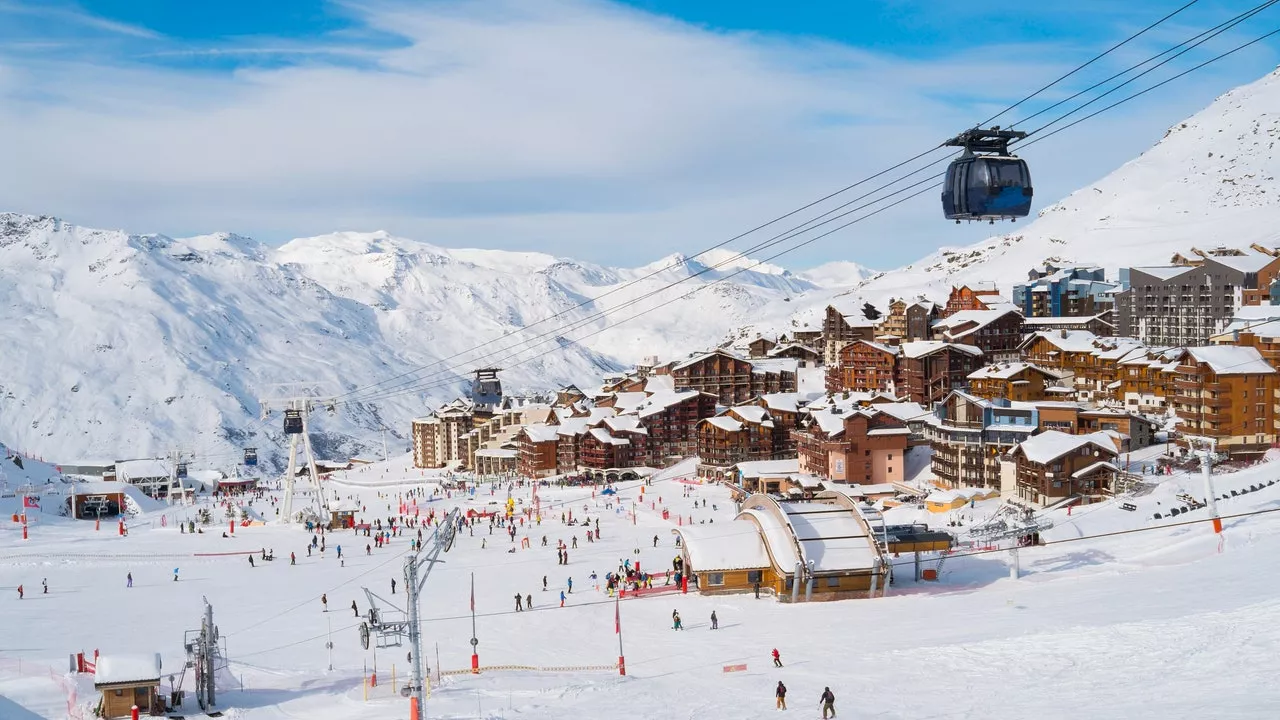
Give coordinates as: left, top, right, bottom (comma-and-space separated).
746, 67, 1280, 336
0, 215, 828, 466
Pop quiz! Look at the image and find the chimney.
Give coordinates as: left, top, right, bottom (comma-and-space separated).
1059, 329, 1068, 339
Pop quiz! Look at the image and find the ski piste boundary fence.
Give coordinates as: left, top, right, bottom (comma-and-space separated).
0, 655, 85, 720
362, 661, 619, 701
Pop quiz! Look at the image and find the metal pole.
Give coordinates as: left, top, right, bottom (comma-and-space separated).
1009, 545, 1019, 580
790, 561, 801, 603
204, 600, 216, 708
326, 614, 333, 672
804, 559, 814, 602
1200, 439, 1223, 534
406, 558, 425, 717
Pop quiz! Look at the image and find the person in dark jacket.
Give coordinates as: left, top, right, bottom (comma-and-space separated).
820, 687, 836, 718
775, 681, 787, 710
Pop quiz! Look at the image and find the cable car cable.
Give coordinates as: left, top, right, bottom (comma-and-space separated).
1014, 0, 1279, 140
977, 0, 1203, 127
1007, 0, 1276, 131
348, 19, 1280, 406
328, 2, 1204, 406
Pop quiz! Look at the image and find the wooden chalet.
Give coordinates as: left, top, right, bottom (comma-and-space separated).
1011, 431, 1119, 507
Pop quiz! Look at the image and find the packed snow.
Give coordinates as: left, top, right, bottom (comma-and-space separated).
3, 450, 1280, 718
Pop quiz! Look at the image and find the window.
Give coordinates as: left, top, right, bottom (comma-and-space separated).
747, 570, 762, 583
888, 453, 894, 460
707, 573, 724, 586
827, 576, 841, 588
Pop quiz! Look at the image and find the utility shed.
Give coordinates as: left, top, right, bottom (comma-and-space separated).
94, 653, 162, 718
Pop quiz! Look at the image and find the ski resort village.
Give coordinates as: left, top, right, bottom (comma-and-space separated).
9, 2, 1280, 719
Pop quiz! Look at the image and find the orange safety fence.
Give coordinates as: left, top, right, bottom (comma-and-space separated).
0, 655, 85, 720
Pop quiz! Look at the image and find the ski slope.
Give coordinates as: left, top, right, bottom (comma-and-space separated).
3, 452, 1280, 718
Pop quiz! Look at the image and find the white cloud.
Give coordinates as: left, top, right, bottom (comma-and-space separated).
0, 0, 1274, 269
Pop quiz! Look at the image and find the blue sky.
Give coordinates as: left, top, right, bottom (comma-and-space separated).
1, 1, 1277, 270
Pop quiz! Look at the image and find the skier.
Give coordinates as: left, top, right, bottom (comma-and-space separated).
366, 544, 372, 556
567, 577, 573, 594
819, 687, 836, 719
559, 590, 566, 608
42, 578, 47, 594
392, 578, 397, 595
126, 573, 133, 588
248, 555, 255, 568
710, 610, 718, 630
772, 648, 782, 667
653, 534, 659, 548
542, 575, 547, 591
173, 568, 180, 582
291, 552, 296, 566
336, 545, 342, 559
321, 594, 328, 612
351, 600, 359, 617
672, 611, 683, 630
17, 584, 23, 599
775, 681, 787, 710
515, 593, 524, 612
526, 593, 532, 610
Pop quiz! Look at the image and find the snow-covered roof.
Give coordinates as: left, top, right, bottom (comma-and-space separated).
781, 503, 878, 573
872, 402, 929, 424
589, 428, 629, 446
755, 393, 801, 413
730, 405, 771, 424
1071, 460, 1118, 479
933, 308, 1022, 340
740, 507, 799, 570
643, 374, 676, 393
115, 459, 169, 480
677, 520, 770, 571
1184, 346, 1277, 375
851, 339, 901, 356
750, 357, 799, 374
602, 415, 644, 433
767, 342, 820, 358
705, 416, 743, 432
1022, 314, 1114, 327
1015, 431, 1117, 465
734, 458, 800, 478
1131, 265, 1193, 281
867, 427, 911, 437
521, 424, 560, 443
475, 448, 518, 459
1210, 252, 1277, 273
1022, 330, 1098, 353
899, 340, 983, 359
95, 653, 161, 685
968, 362, 1057, 380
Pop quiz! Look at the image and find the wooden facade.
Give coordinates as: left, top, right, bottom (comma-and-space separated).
966, 363, 1061, 403
794, 410, 909, 484
661, 350, 796, 406
1011, 431, 1118, 506
827, 340, 898, 395
1172, 347, 1278, 455
821, 305, 879, 366
941, 284, 1003, 317
695, 407, 776, 476
515, 426, 559, 478
896, 343, 983, 407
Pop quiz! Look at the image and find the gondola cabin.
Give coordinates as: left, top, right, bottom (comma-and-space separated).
244, 447, 258, 466
283, 410, 304, 435
941, 127, 1033, 222
175, 462, 188, 479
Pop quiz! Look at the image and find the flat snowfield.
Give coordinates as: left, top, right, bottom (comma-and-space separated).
3, 457, 1280, 719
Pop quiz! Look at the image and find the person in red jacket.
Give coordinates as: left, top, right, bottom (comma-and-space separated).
772, 648, 782, 667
